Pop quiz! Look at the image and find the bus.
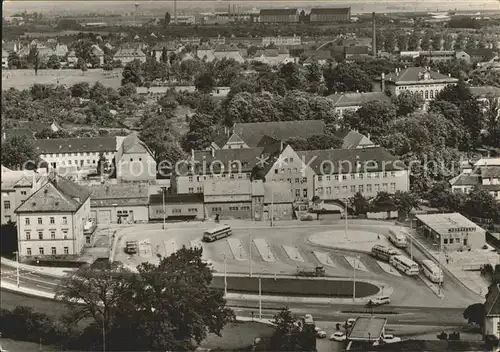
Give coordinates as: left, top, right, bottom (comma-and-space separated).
389, 255, 420, 276
421, 259, 444, 284
388, 230, 408, 248
371, 245, 399, 262
202, 225, 232, 242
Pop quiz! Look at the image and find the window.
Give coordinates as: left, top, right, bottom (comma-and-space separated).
303, 189, 308, 198
4, 201, 11, 210
25, 218, 30, 225
230, 174, 235, 179
301, 177, 307, 184
39, 247, 44, 255
318, 176, 323, 181
367, 184, 372, 193
449, 238, 454, 244
238, 174, 243, 179
375, 184, 380, 192
68, 160, 72, 165
196, 187, 202, 193
350, 185, 356, 193
359, 173, 363, 179
390, 183, 396, 191
334, 186, 340, 193
62, 217, 67, 225
63, 230, 68, 239
50, 217, 55, 224
280, 169, 285, 173
293, 168, 298, 172
317, 187, 323, 193
351, 174, 355, 180
391, 171, 396, 177
383, 183, 388, 191
287, 168, 291, 173
335, 175, 339, 180
241, 206, 250, 211
212, 207, 221, 212
50, 231, 56, 239
367, 173, 372, 179
444, 238, 448, 244
172, 209, 182, 214
342, 185, 348, 193
188, 208, 198, 213
38, 231, 44, 240
359, 185, 364, 193
26, 232, 31, 240
38, 217, 43, 225
342, 175, 347, 180
374, 173, 380, 178
383, 172, 388, 178
51, 247, 56, 255
27, 248, 32, 256
274, 169, 278, 174
295, 178, 300, 183
326, 187, 331, 195
188, 188, 194, 193
289, 157, 294, 163
425, 90, 429, 99
456, 238, 460, 244
229, 206, 239, 211
64, 247, 69, 255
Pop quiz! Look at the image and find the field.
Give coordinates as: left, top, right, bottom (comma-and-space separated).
2, 69, 123, 90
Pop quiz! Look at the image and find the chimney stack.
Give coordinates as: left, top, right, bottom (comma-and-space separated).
372, 12, 377, 57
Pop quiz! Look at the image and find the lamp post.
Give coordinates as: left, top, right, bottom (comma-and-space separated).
409, 218, 413, 261
249, 234, 253, 277
14, 251, 19, 287
259, 269, 266, 319
344, 198, 349, 241
438, 237, 443, 296
353, 255, 360, 302
223, 254, 227, 296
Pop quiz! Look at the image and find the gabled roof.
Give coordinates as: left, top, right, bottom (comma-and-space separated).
484, 283, 500, 316
15, 176, 90, 213
465, 48, 498, 59
470, 86, 500, 98
310, 7, 350, 15
225, 133, 245, 146
90, 183, 149, 207
383, 67, 459, 84
342, 131, 374, 149
114, 47, 146, 58
151, 42, 177, 51
328, 92, 391, 107
450, 173, 480, 186
1, 170, 40, 190
233, 120, 326, 147
34, 137, 117, 154
480, 166, 500, 178
119, 133, 152, 155
296, 146, 401, 175
260, 8, 298, 16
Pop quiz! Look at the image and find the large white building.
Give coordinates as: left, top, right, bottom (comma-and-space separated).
15, 175, 92, 259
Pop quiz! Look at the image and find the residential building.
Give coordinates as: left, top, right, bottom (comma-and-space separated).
251, 47, 293, 66
2, 49, 8, 68
458, 49, 499, 64
450, 158, 500, 200
213, 44, 245, 63
15, 175, 92, 259
227, 120, 326, 148
149, 193, 204, 221
54, 44, 68, 59
415, 213, 486, 251
115, 133, 157, 183
262, 35, 301, 46
1, 169, 48, 224
400, 50, 457, 63
90, 183, 149, 225
381, 67, 459, 101
484, 283, 500, 339
328, 92, 391, 117
302, 50, 333, 66
34, 137, 118, 174
113, 47, 147, 64
297, 146, 410, 200
204, 180, 253, 219
196, 43, 216, 62
66, 51, 78, 67
151, 42, 177, 62
309, 7, 351, 23
262, 181, 294, 221
259, 9, 299, 23
344, 46, 371, 61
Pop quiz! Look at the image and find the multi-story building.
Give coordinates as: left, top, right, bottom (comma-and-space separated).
262, 35, 301, 46
381, 67, 458, 101
484, 283, 500, 339
309, 7, 351, 23
400, 51, 457, 64
259, 9, 299, 23
115, 133, 157, 183
15, 175, 92, 260
151, 42, 177, 62
450, 158, 500, 200
251, 48, 293, 66
34, 137, 118, 175
457, 49, 499, 64
113, 47, 147, 64
297, 146, 410, 200
1, 169, 47, 224
204, 181, 253, 219
149, 193, 204, 221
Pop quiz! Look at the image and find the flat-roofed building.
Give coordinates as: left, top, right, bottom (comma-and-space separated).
347, 317, 387, 342
415, 213, 487, 251
149, 193, 204, 221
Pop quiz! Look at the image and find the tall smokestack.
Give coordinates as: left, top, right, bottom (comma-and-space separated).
372, 12, 376, 57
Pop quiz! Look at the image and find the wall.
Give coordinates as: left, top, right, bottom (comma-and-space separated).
175, 173, 252, 194
263, 203, 293, 220
367, 211, 398, 219
149, 202, 204, 220
42, 151, 115, 171
117, 152, 157, 182
205, 201, 252, 219
91, 204, 149, 223
484, 316, 499, 338
389, 82, 455, 100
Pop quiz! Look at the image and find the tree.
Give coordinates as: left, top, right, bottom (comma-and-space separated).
1, 135, 40, 170
121, 60, 143, 86
463, 303, 485, 327
351, 192, 370, 215
164, 12, 171, 28
393, 91, 424, 116
392, 191, 420, 219
46, 55, 61, 69
286, 134, 341, 151
431, 34, 443, 51
108, 247, 234, 351
408, 32, 421, 51
96, 152, 109, 175
7, 52, 21, 69
77, 58, 88, 75
443, 34, 454, 50
183, 113, 216, 151
279, 62, 305, 90
397, 33, 409, 51
483, 94, 500, 132
323, 62, 372, 94
56, 262, 132, 351
195, 71, 215, 94
463, 189, 500, 220
342, 101, 397, 138
384, 31, 396, 53
420, 31, 432, 51
118, 83, 137, 97
269, 307, 308, 352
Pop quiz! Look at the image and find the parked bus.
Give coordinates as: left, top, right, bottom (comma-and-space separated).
421, 259, 444, 284
202, 225, 232, 242
388, 230, 408, 248
389, 255, 420, 276
371, 245, 399, 262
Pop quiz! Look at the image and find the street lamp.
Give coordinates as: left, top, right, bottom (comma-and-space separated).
14, 251, 19, 287
249, 234, 253, 277
353, 255, 360, 302
223, 254, 227, 296
259, 269, 266, 319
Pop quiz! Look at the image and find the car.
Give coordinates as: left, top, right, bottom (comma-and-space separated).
368, 296, 391, 306
202, 260, 214, 271
314, 327, 327, 339
303, 314, 314, 325
330, 332, 347, 341
346, 318, 356, 327
372, 334, 402, 346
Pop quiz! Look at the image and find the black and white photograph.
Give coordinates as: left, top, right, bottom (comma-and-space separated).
1, 0, 500, 350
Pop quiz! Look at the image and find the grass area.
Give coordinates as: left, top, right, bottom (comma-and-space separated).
2, 69, 122, 90
211, 276, 379, 298
200, 321, 274, 351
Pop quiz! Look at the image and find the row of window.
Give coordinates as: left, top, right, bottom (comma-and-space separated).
316, 183, 397, 194
58, 159, 97, 166
443, 237, 465, 245
212, 206, 251, 212
294, 189, 308, 198
397, 87, 440, 100
318, 171, 396, 182
188, 173, 252, 182
25, 230, 69, 240
171, 208, 199, 214
26, 247, 69, 256
25, 217, 68, 226
188, 187, 203, 193
44, 152, 113, 158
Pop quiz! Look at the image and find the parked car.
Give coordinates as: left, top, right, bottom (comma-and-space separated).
368, 296, 391, 306
346, 318, 356, 327
372, 334, 401, 346
303, 314, 314, 325
314, 326, 327, 338
330, 332, 347, 341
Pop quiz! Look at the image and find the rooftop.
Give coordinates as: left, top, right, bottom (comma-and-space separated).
415, 213, 485, 237
310, 7, 350, 15
34, 137, 117, 154
150, 193, 203, 204
342, 130, 375, 149
328, 92, 391, 107
90, 183, 149, 207
1, 170, 41, 190
233, 120, 325, 147
450, 173, 480, 187
348, 317, 387, 341
469, 86, 500, 97
119, 133, 152, 155
383, 67, 458, 84
260, 8, 298, 16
